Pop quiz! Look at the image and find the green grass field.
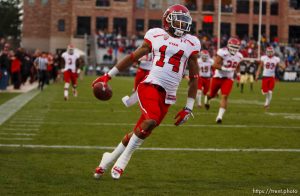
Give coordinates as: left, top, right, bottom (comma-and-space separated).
0, 76, 299, 195
0, 92, 19, 105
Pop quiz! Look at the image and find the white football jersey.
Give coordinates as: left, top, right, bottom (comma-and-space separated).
214, 48, 243, 79
62, 52, 80, 73
142, 28, 201, 104
139, 53, 153, 71
261, 55, 280, 77
198, 58, 213, 78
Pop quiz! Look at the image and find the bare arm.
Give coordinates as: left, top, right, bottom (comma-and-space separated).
114, 41, 151, 72
278, 62, 286, 70
255, 61, 263, 80
212, 55, 223, 70
187, 53, 199, 100
61, 58, 65, 69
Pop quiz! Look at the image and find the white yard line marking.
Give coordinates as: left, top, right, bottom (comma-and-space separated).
37, 121, 300, 129
266, 112, 300, 120
9, 121, 43, 124
0, 90, 40, 125
5, 124, 40, 127
0, 144, 299, 152
0, 133, 36, 136
1, 128, 39, 131
0, 138, 33, 141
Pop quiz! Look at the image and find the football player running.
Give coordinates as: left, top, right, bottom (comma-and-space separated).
92, 4, 201, 180
204, 38, 243, 123
61, 44, 82, 101
196, 50, 213, 108
255, 46, 285, 109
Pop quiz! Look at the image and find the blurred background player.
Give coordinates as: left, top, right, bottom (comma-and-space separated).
122, 52, 153, 107
196, 50, 213, 108
255, 46, 285, 109
204, 38, 243, 123
92, 4, 200, 180
240, 60, 256, 93
61, 44, 81, 101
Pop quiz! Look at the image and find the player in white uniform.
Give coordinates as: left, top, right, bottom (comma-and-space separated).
92, 4, 201, 179
255, 46, 285, 109
204, 38, 243, 123
196, 50, 213, 107
61, 45, 81, 101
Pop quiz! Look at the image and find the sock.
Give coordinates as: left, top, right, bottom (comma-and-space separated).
264, 93, 269, 106
196, 90, 202, 106
99, 142, 125, 169
114, 134, 144, 170
268, 91, 273, 105
217, 107, 226, 120
64, 83, 70, 97
204, 95, 210, 104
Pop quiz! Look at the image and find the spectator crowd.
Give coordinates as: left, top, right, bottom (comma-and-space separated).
0, 39, 63, 91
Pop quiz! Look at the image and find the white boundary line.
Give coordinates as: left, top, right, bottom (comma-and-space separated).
34, 122, 300, 129
0, 144, 299, 152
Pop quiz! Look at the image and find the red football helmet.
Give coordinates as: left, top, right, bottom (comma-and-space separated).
227, 38, 241, 55
200, 50, 209, 61
266, 46, 274, 57
163, 4, 192, 37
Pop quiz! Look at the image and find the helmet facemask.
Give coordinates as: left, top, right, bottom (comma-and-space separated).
227, 44, 240, 56
266, 48, 274, 57
166, 12, 192, 37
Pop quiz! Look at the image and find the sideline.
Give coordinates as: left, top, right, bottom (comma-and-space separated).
0, 89, 40, 125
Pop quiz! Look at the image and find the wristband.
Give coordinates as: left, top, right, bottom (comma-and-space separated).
108, 67, 119, 77
185, 97, 195, 111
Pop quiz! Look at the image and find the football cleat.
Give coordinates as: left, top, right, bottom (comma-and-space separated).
64, 96, 68, 101
264, 105, 270, 110
197, 104, 202, 108
94, 166, 105, 179
111, 166, 123, 180
73, 90, 78, 97
216, 118, 222, 124
204, 103, 210, 110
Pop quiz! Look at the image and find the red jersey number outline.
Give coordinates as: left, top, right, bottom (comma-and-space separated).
155, 45, 184, 73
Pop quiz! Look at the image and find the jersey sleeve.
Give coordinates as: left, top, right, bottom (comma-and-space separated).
217, 48, 226, 58
144, 28, 161, 50
276, 57, 281, 64
62, 52, 66, 59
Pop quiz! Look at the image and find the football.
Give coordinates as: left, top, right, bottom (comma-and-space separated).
93, 82, 112, 101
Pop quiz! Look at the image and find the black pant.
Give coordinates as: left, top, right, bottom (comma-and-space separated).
38, 70, 47, 90
12, 72, 21, 89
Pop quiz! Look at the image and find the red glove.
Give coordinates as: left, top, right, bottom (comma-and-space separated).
92, 73, 111, 87
174, 107, 193, 126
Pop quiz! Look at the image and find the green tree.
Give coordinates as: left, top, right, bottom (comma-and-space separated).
0, 0, 22, 44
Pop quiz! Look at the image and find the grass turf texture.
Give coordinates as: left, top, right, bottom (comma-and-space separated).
0, 93, 20, 105
0, 76, 299, 195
